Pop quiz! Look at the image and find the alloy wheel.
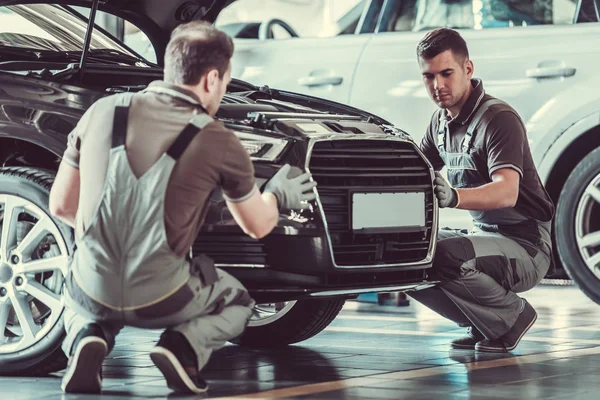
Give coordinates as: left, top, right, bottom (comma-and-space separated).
575, 173, 600, 279
0, 194, 69, 354
248, 301, 297, 327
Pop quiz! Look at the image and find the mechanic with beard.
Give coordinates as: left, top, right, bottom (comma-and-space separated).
48, 21, 316, 395
407, 28, 555, 353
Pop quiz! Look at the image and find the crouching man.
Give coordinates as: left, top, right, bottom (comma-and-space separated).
49, 21, 316, 394
408, 28, 555, 353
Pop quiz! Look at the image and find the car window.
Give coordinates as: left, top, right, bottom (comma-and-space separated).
576, 0, 600, 22
379, 0, 579, 32
0, 4, 137, 55
215, 0, 365, 38
122, 22, 157, 64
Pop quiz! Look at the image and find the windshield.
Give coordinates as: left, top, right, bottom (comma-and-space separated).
0, 4, 135, 55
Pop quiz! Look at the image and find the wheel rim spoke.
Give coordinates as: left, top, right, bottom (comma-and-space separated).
580, 231, 600, 249
18, 255, 69, 276
23, 281, 62, 312
576, 175, 600, 279
24, 204, 66, 249
249, 301, 297, 327
0, 302, 10, 344
0, 197, 22, 261
587, 184, 600, 205
251, 307, 265, 319
14, 218, 51, 258
587, 252, 600, 272
0, 194, 69, 354
8, 291, 39, 341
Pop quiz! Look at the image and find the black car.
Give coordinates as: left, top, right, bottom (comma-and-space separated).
0, 0, 437, 375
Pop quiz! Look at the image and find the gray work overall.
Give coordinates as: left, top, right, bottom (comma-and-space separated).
62, 93, 254, 370
410, 99, 552, 340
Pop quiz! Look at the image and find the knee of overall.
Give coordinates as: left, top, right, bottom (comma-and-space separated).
432, 238, 475, 280
211, 269, 255, 313
215, 268, 244, 289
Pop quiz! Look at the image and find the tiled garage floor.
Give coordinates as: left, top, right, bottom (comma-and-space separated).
2, 284, 600, 399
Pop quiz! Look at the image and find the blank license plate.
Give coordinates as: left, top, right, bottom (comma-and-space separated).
352, 192, 425, 230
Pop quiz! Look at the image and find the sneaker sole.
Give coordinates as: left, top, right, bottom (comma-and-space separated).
150, 347, 208, 394
475, 343, 509, 353
61, 337, 107, 394
476, 311, 538, 353
450, 343, 476, 350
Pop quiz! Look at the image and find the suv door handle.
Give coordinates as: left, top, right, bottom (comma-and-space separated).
298, 76, 343, 87
526, 61, 576, 79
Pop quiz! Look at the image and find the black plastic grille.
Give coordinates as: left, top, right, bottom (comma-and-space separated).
309, 140, 434, 266
192, 234, 266, 265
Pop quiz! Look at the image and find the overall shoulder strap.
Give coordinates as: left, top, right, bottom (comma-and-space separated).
111, 94, 134, 148
435, 109, 447, 150
166, 113, 214, 160
462, 98, 505, 152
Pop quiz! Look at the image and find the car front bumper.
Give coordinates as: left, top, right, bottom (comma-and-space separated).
193, 222, 436, 303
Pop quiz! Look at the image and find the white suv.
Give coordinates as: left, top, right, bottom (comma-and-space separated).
223, 0, 600, 303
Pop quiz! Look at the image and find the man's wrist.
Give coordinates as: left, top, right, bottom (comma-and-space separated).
263, 190, 279, 204
262, 191, 279, 209
450, 188, 460, 208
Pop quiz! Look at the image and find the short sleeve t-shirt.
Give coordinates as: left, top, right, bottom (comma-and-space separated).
62, 81, 256, 257
419, 79, 554, 223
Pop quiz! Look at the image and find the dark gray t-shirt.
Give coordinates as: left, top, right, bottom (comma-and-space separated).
420, 79, 554, 223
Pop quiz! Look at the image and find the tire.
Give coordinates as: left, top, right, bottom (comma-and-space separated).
555, 148, 600, 304
233, 298, 345, 347
0, 167, 73, 375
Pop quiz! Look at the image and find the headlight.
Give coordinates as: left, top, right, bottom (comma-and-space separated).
233, 131, 288, 161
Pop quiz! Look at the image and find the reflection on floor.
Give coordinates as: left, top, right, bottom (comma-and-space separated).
2, 285, 600, 399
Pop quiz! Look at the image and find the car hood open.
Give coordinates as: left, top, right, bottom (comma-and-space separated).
0, 0, 234, 56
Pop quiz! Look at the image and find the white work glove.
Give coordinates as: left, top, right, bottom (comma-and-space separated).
434, 171, 459, 208
264, 164, 317, 210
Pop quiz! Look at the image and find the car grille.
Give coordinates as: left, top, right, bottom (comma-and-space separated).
192, 234, 267, 265
308, 139, 434, 266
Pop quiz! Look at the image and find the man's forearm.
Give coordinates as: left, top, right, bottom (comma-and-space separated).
241, 192, 278, 239
53, 214, 76, 229
455, 180, 518, 211
49, 160, 80, 229
49, 195, 78, 228
261, 192, 279, 224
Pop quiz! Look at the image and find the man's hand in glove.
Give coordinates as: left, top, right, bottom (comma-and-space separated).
264, 164, 317, 210
434, 171, 460, 208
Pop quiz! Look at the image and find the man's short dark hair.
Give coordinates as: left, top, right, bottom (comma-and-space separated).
164, 21, 234, 85
416, 28, 469, 63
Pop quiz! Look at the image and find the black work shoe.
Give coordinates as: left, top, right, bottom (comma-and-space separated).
451, 326, 486, 350
476, 299, 537, 353
61, 323, 107, 394
150, 330, 208, 394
